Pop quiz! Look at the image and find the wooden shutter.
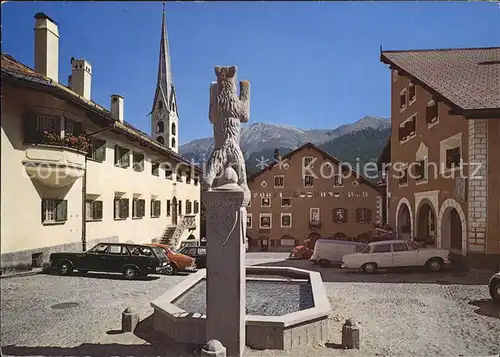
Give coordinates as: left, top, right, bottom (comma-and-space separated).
123, 198, 129, 218
94, 201, 103, 219
55, 200, 68, 221
150, 200, 154, 217
155, 200, 161, 216
167, 200, 171, 216
114, 145, 119, 165
96, 140, 106, 161
41, 199, 46, 223
122, 149, 130, 168
114, 198, 119, 219
132, 199, 137, 217
139, 200, 145, 217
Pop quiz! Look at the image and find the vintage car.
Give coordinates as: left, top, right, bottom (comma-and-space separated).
49, 243, 170, 279
489, 271, 500, 303
145, 243, 197, 274
289, 245, 313, 260
341, 240, 450, 273
179, 246, 207, 269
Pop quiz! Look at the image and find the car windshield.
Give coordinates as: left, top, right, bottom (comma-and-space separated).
151, 246, 168, 259
356, 244, 369, 253
361, 245, 371, 253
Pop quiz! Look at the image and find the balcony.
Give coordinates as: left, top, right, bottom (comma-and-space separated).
309, 220, 321, 230
23, 133, 88, 187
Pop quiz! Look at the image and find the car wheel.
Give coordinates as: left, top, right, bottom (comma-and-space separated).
168, 264, 178, 275
57, 261, 73, 276
362, 263, 377, 274
123, 266, 139, 280
319, 259, 331, 268
426, 258, 444, 272
489, 280, 500, 303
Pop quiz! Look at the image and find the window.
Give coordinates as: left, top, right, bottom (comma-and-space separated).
89, 244, 108, 254
165, 165, 173, 179
151, 199, 161, 217
281, 198, 291, 207
87, 139, 106, 162
400, 89, 407, 110
114, 198, 129, 219
333, 208, 347, 223
86, 200, 103, 220
426, 99, 438, 125
392, 242, 408, 252
281, 214, 292, 227
373, 244, 392, 253
274, 175, 284, 188
167, 200, 171, 216
333, 174, 343, 187
114, 145, 130, 168
408, 82, 416, 103
171, 122, 176, 136
178, 200, 182, 215
65, 119, 83, 136
194, 176, 199, 186
303, 157, 314, 168
355, 208, 371, 224
304, 175, 314, 187
399, 115, 416, 142
171, 137, 176, 148
176, 170, 183, 182
157, 136, 165, 145
446, 147, 461, 169
186, 200, 192, 214
152, 162, 160, 176
42, 199, 67, 223
108, 245, 129, 256
36, 115, 59, 133
261, 197, 271, 207
157, 121, 165, 133
186, 172, 192, 184
415, 160, 426, 181
194, 201, 199, 214
132, 198, 145, 218
132, 152, 144, 172
310, 208, 320, 222
197, 247, 207, 256
247, 214, 252, 228
399, 168, 408, 186
259, 214, 272, 229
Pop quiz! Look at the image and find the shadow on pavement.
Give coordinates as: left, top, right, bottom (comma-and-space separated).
3, 316, 201, 357
468, 299, 500, 319
254, 259, 492, 285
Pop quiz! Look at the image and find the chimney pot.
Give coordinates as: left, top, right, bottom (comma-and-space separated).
34, 12, 59, 81
111, 95, 124, 123
69, 58, 92, 100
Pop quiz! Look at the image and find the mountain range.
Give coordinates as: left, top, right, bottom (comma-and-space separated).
179, 116, 391, 176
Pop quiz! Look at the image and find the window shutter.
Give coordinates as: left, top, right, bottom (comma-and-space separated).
114, 199, 119, 218
150, 200, 154, 216
74, 121, 83, 136
96, 140, 106, 161
94, 201, 103, 219
41, 199, 46, 223
55, 200, 68, 221
139, 200, 145, 217
114, 145, 119, 165
123, 198, 129, 218
123, 149, 130, 167
132, 199, 137, 217
23, 111, 38, 143
155, 200, 161, 216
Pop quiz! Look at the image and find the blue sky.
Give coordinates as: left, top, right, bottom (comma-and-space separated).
2, 1, 499, 145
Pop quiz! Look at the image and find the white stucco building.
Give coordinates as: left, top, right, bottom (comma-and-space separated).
1, 11, 201, 271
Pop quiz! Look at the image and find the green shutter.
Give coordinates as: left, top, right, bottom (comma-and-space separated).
55, 200, 68, 222
94, 201, 103, 219
96, 140, 106, 162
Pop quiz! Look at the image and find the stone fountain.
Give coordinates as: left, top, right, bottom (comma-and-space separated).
151, 66, 331, 355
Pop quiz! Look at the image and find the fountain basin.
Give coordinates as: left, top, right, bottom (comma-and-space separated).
150, 266, 331, 350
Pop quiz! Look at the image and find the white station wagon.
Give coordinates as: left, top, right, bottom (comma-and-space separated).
341, 240, 450, 273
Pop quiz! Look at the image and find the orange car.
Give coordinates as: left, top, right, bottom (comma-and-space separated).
145, 243, 197, 275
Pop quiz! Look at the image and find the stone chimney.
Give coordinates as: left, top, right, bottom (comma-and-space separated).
111, 95, 124, 123
69, 57, 92, 100
34, 12, 59, 82
274, 149, 281, 162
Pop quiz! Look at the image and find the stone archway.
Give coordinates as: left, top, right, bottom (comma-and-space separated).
437, 199, 467, 256
416, 198, 437, 246
395, 197, 413, 240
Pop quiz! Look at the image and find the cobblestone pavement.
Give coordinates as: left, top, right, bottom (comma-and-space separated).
1, 259, 499, 357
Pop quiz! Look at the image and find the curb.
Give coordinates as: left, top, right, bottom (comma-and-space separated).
0, 268, 43, 279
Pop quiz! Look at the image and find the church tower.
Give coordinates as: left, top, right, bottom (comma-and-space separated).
151, 6, 178, 153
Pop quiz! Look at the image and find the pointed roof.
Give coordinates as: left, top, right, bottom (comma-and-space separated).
153, 5, 174, 111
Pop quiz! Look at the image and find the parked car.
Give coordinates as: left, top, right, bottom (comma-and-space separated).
145, 243, 197, 274
489, 271, 500, 303
310, 239, 367, 267
341, 240, 450, 273
49, 243, 170, 279
289, 245, 313, 260
179, 246, 207, 269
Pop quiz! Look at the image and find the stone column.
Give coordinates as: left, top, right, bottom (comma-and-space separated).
204, 169, 247, 357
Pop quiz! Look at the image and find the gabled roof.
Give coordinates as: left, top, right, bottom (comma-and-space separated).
248, 142, 381, 192
381, 47, 500, 113
1, 53, 201, 173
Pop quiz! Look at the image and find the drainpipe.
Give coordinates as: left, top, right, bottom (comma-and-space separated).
81, 125, 114, 252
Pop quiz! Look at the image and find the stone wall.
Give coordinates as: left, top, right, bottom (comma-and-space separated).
467, 119, 488, 253
0, 236, 119, 272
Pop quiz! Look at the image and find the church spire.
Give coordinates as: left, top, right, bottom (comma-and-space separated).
153, 2, 173, 111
